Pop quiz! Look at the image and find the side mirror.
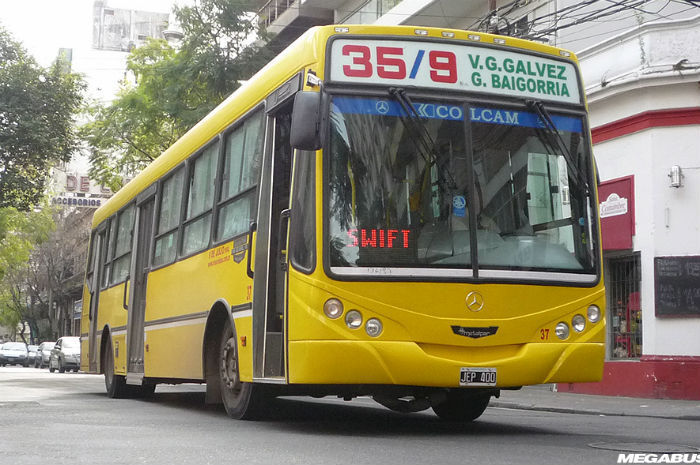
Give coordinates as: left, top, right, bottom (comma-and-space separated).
290, 91, 322, 151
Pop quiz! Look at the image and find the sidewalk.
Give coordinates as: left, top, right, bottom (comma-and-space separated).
490, 385, 700, 420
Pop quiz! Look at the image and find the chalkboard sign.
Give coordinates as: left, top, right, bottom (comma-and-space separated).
654, 256, 700, 317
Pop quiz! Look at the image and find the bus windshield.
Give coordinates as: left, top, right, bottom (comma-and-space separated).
327, 95, 596, 279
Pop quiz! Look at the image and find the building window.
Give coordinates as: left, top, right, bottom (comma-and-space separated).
342, 0, 400, 24
608, 254, 642, 359
93, 5, 169, 51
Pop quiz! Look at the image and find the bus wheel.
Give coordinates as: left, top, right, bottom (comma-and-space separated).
432, 390, 491, 422
103, 338, 129, 399
219, 324, 264, 420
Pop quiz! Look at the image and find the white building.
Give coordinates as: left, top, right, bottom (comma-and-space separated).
256, 0, 700, 399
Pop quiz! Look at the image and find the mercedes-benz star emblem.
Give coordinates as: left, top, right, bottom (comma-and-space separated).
376, 100, 390, 114
465, 291, 485, 312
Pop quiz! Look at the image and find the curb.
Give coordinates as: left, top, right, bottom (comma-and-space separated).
489, 400, 700, 421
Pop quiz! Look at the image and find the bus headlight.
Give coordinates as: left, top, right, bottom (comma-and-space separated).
345, 310, 363, 329
324, 298, 343, 319
555, 322, 570, 340
587, 305, 601, 323
365, 318, 383, 337
572, 314, 586, 332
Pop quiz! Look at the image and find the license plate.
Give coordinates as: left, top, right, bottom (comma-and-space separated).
460, 367, 497, 386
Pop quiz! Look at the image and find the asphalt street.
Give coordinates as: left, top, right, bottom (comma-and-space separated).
1, 367, 699, 465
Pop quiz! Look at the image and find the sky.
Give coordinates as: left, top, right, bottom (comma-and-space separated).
0, 0, 182, 66
0, 0, 184, 175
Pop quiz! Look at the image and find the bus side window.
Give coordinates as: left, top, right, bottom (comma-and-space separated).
110, 204, 135, 285
86, 232, 97, 294
182, 141, 219, 256
101, 218, 115, 289
289, 150, 315, 272
216, 110, 264, 241
153, 167, 184, 267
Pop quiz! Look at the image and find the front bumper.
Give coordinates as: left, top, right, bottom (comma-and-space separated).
62, 357, 80, 368
288, 340, 604, 387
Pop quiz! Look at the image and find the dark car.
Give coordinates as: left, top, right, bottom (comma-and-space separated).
35, 341, 56, 368
49, 337, 81, 373
0, 342, 29, 367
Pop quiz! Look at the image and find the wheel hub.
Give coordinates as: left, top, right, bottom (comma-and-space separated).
220, 338, 239, 391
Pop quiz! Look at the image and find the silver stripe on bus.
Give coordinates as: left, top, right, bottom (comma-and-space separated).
331, 266, 596, 282
144, 316, 208, 332
330, 266, 475, 278
478, 269, 598, 283
232, 309, 253, 319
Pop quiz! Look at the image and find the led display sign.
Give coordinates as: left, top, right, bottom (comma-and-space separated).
330, 39, 581, 104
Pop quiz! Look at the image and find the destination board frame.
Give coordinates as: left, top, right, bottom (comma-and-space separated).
326, 35, 584, 105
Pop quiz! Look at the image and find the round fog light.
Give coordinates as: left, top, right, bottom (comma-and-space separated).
555, 322, 570, 340
365, 318, 383, 337
345, 310, 362, 329
587, 305, 601, 323
324, 298, 343, 319
572, 314, 586, 332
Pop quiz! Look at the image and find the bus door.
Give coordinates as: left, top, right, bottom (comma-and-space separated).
126, 188, 156, 382
88, 225, 108, 372
252, 101, 294, 380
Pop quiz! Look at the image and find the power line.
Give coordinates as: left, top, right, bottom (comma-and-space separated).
493, 0, 688, 42
556, 4, 699, 45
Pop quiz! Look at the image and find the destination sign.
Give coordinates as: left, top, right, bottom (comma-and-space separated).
329, 39, 581, 104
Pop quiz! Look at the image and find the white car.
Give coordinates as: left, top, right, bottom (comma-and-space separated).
0, 342, 29, 367
49, 337, 81, 373
35, 341, 56, 368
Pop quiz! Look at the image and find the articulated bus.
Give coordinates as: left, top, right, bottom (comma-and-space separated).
80, 24, 605, 421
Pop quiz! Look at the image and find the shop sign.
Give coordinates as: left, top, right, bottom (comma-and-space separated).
73, 300, 82, 319
51, 195, 103, 208
65, 174, 112, 195
600, 193, 628, 218
598, 176, 635, 250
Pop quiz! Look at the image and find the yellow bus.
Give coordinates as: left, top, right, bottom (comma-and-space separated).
80, 24, 605, 422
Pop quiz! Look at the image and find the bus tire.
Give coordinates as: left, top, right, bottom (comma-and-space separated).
432, 390, 491, 422
134, 383, 156, 398
218, 324, 265, 420
103, 338, 129, 399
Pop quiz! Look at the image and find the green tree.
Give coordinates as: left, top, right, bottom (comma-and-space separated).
0, 204, 86, 343
0, 26, 85, 211
83, 0, 272, 190
0, 206, 54, 343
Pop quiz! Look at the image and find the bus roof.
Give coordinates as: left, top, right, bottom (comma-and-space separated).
91, 24, 578, 228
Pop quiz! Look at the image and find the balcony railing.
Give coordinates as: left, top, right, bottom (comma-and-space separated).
258, 0, 295, 28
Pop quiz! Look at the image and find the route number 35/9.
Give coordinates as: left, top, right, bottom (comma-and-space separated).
341, 44, 458, 83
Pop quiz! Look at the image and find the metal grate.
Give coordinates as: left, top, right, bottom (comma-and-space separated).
607, 254, 642, 359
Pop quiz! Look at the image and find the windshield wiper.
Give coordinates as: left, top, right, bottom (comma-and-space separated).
388, 87, 458, 191
526, 99, 588, 194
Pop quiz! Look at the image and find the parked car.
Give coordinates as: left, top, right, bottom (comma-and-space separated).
27, 345, 39, 366
0, 342, 29, 367
35, 341, 56, 368
49, 337, 81, 373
